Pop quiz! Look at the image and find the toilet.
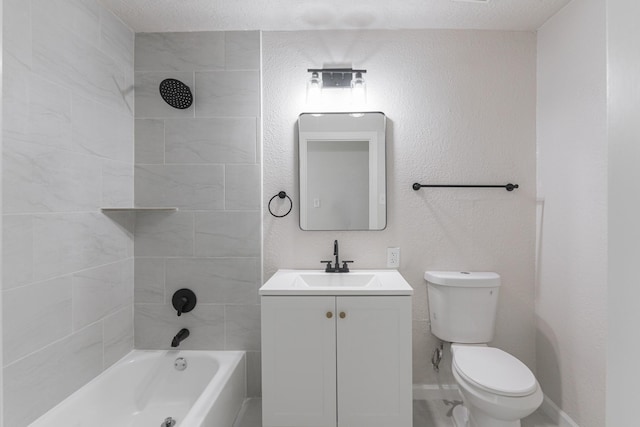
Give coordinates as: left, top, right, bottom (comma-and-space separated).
425, 271, 543, 427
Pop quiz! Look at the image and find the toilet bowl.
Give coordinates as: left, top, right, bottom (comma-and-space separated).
424, 271, 543, 427
451, 344, 543, 427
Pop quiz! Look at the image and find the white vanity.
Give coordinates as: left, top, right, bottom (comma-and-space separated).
260, 270, 413, 427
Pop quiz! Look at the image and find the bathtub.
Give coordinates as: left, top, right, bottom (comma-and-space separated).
29, 350, 246, 427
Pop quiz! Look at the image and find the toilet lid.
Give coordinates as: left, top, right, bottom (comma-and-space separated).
453, 346, 537, 397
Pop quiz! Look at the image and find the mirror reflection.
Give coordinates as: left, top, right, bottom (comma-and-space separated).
298, 112, 387, 231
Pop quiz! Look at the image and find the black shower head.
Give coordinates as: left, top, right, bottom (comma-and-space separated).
159, 78, 193, 109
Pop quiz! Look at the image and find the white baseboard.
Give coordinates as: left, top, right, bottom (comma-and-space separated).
412, 384, 460, 401
540, 395, 580, 427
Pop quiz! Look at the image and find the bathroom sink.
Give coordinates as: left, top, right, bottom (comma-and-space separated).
298, 273, 378, 287
259, 270, 414, 296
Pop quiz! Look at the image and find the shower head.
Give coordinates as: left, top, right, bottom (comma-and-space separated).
159, 78, 193, 109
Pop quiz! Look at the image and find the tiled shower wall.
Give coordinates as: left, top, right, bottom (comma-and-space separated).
1, 0, 135, 425
133, 31, 262, 395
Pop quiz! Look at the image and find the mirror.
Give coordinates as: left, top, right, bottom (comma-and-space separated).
298, 112, 386, 231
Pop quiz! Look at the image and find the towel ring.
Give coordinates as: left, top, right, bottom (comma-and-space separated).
268, 191, 293, 218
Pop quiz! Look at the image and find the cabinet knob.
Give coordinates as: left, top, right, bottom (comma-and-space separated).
326, 311, 333, 319
339, 312, 346, 319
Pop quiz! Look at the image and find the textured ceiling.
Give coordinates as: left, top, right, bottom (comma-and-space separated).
99, 0, 571, 33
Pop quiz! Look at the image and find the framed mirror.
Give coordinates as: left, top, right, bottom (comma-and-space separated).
298, 112, 387, 231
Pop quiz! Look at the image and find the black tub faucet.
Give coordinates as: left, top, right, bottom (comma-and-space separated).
171, 328, 190, 347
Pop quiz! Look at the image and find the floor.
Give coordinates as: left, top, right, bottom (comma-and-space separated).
232, 398, 559, 427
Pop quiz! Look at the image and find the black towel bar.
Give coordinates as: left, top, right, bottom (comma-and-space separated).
412, 183, 519, 192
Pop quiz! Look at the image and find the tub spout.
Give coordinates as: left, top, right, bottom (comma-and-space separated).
171, 328, 190, 347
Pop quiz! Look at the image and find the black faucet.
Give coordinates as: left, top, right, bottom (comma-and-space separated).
171, 328, 190, 347
321, 240, 354, 273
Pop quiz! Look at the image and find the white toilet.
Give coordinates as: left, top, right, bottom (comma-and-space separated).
425, 271, 543, 427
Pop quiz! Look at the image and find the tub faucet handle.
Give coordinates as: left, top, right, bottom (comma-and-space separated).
162, 417, 176, 427
172, 289, 197, 317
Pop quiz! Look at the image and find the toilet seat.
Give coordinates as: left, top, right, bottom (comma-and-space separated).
453, 346, 536, 397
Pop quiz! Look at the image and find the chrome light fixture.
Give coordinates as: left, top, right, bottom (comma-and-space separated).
306, 68, 367, 101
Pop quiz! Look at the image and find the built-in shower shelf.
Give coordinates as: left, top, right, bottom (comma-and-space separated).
100, 207, 179, 212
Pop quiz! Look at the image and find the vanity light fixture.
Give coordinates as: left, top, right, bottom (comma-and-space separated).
306, 68, 367, 102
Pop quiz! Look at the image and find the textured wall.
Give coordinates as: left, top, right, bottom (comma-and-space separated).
132, 31, 262, 396
1, 0, 135, 425
607, 0, 640, 424
536, 1, 607, 426
262, 29, 537, 386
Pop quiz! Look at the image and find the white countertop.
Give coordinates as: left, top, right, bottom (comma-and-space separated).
259, 269, 414, 296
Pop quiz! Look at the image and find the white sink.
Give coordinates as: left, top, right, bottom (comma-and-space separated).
259, 270, 414, 296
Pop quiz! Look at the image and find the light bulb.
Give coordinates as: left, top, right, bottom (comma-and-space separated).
351, 71, 367, 103
307, 72, 322, 103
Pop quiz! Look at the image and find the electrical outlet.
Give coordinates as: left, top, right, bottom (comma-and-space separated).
387, 247, 400, 268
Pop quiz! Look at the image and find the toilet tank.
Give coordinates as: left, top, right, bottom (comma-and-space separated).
425, 271, 500, 343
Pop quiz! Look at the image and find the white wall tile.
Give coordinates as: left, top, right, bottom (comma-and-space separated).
2, 58, 30, 141
4, 0, 32, 68
31, 0, 101, 44
72, 95, 134, 162
132, 31, 262, 381
32, 9, 128, 113
1, 3, 136, 425
135, 119, 165, 164
225, 31, 260, 70
3, 140, 103, 214
33, 213, 132, 281
134, 258, 166, 303
3, 323, 103, 427
72, 260, 133, 331
225, 305, 261, 351
195, 71, 260, 117
103, 305, 134, 368
226, 165, 261, 210
2, 276, 73, 365
135, 32, 225, 71
99, 5, 134, 68
24, 74, 73, 150
134, 303, 225, 350
2, 215, 34, 290
135, 165, 224, 210
165, 117, 257, 164
134, 212, 195, 257
165, 258, 260, 304
195, 212, 261, 257
102, 160, 134, 207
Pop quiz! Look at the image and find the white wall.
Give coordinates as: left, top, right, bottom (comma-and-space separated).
607, 0, 640, 425
263, 29, 537, 385
0, 0, 3, 424
536, 1, 607, 426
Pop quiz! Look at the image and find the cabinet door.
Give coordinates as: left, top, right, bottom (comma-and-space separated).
262, 296, 337, 427
336, 296, 412, 427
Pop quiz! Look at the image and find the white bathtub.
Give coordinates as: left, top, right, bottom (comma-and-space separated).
29, 350, 246, 427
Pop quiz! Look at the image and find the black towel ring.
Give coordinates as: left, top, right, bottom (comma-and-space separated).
268, 191, 293, 218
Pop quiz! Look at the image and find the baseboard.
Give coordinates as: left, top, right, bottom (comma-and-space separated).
540, 395, 580, 427
412, 384, 460, 401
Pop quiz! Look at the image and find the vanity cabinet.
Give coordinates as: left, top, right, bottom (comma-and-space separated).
261, 295, 412, 427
